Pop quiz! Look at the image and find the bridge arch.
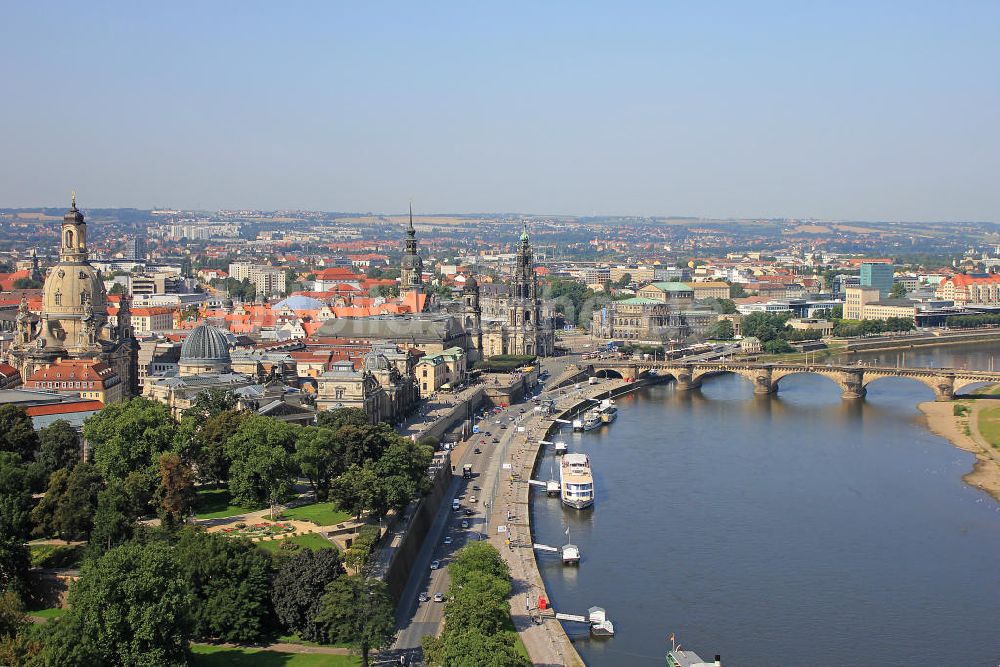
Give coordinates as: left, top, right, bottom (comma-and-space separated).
593, 368, 624, 380
862, 375, 938, 400
770, 370, 852, 395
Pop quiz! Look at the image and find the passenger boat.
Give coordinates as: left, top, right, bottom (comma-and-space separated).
554, 441, 568, 455
599, 399, 618, 424
560, 453, 594, 509
582, 409, 602, 431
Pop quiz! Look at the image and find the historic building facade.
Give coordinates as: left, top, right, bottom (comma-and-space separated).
315, 344, 419, 424
479, 227, 555, 357
7, 197, 139, 401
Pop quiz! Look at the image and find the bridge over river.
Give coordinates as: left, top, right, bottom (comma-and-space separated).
581, 360, 1000, 401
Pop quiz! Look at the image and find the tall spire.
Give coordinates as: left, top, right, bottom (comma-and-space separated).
408, 201, 414, 233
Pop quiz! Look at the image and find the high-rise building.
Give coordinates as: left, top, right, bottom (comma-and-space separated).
859, 262, 894, 298
125, 231, 146, 261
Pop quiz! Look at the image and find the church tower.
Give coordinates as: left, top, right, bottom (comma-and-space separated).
400, 204, 423, 296
8, 194, 140, 399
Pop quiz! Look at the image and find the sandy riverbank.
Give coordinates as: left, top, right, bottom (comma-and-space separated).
919, 400, 1000, 503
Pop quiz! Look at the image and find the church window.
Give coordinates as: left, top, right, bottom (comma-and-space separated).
335, 387, 345, 400
54, 291, 62, 305
65, 229, 74, 247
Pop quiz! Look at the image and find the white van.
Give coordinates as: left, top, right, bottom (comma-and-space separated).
452, 499, 461, 511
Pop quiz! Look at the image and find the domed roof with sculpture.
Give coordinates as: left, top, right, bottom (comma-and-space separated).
362, 350, 391, 373
179, 324, 231, 376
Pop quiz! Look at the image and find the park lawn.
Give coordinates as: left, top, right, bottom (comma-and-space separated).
195, 488, 257, 520
273, 633, 351, 650
191, 644, 359, 666
281, 502, 351, 526
29, 543, 84, 568
28, 607, 66, 620
256, 532, 336, 554
978, 406, 1000, 448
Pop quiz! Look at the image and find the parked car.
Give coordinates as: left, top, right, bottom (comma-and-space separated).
469, 496, 477, 503
461, 520, 470, 529
464, 509, 474, 516
443, 536, 452, 545
430, 560, 440, 570
433, 593, 445, 603
418, 592, 429, 602
474, 447, 481, 454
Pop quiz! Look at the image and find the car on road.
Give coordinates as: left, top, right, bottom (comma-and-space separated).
461, 520, 470, 529
430, 560, 440, 570
433, 593, 445, 603
519, 408, 525, 413
443, 536, 452, 544
474, 447, 481, 454
418, 592, 429, 602
464, 508, 474, 516
500, 424, 507, 429
492, 437, 500, 443
472, 484, 480, 490
469, 495, 477, 503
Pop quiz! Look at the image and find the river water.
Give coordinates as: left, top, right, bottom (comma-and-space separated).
530, 342, 1000, 666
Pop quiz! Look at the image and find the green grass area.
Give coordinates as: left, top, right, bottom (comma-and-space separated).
28, 607, 66, 620
280, 502, 351, 527
191, 644, 359, 666
195, 488, 257, 520
272, 633, 350, 650
256, 532, 336, 554
978, 406, 1000, 449
29, 543, 84, 568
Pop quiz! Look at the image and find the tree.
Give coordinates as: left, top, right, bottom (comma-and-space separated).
225, 415, 298, 511
34, 420, 80, 481
329, 464, 379, 520
43, 541, 193, 667
706, 319, 735, 340
0, 406, 38, 461
831, 304, 844, 320
449, 541, 510, 588
762, 338, 794, 354
314, 577, 396, 667
294, 426, 341, 501
155, 452, 195, 529
85, 398, 178, 512
740, 312, 789, 343
194, 409, 248, 485
0, 453, 33, 542
12, 277, 41, 290
181, 388, 237, 422
371, 439, 433, 514
173, 528, 274, 642
890, 282, 907, 299
729, 282, 748, 298
88, 481, 137, 557
31, 462, 103, 542
108, 282, 126, 296
271, 547, 345, 642
316, 407, 371, 431
425, 628, 531, 667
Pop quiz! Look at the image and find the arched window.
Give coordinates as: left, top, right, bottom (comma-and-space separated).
65, 229, 74, 247
54, 291, 62, 305
81, 290, 89, 304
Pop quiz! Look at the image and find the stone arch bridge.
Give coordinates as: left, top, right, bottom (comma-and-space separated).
582, 360, 1000, 401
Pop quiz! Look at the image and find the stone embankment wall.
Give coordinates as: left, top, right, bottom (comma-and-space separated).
841, 329, 1000, 353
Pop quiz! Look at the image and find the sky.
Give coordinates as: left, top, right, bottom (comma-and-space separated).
1, 2, 998, 221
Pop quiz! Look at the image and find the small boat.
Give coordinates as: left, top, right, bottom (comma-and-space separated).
599, 399, 618, 424
588, 606, 614, 637
554, 441, 568, 455
562, 528, 580, 564
572, 417, 584, 431
546, 463, 560, 496
582, 410, 601, 431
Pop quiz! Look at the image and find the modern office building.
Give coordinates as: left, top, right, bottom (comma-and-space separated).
860, 262, 894, 298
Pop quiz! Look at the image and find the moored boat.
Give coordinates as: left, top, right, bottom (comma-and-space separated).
599, 399, 618, 424
560, 452, 594, 509
582, 409, 602, 431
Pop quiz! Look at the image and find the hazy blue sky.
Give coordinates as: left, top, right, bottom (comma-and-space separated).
1, 2, 998, 220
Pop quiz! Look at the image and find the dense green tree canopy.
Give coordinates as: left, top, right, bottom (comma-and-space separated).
224, 415, 299, 507
294, 426, 341, 501
0, 406, 39, 461
34, 419, 80, 480
174, 528, 274, 642
315, 407, 370, 431
31, 462, 103, 542
271, 547, 345, 642
84, 398, 177, 488
315, 576, 396, 667
44, 541, 194, 666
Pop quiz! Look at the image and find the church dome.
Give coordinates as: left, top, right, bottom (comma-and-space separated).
40, 261, 107, 350
179, 324, 231, 375
362, 350, 391, 372
401, 254, 422, 270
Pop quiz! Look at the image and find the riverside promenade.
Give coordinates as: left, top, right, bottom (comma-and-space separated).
484, 374, 633, 667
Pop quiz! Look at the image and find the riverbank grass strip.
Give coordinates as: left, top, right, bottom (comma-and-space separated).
191, 644, 359, 666
978, 406, 1000, 449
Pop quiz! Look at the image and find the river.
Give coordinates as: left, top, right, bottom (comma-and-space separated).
530, 342, 1000, 666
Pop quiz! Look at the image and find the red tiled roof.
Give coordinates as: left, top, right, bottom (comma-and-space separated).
24, 400, 105, 417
